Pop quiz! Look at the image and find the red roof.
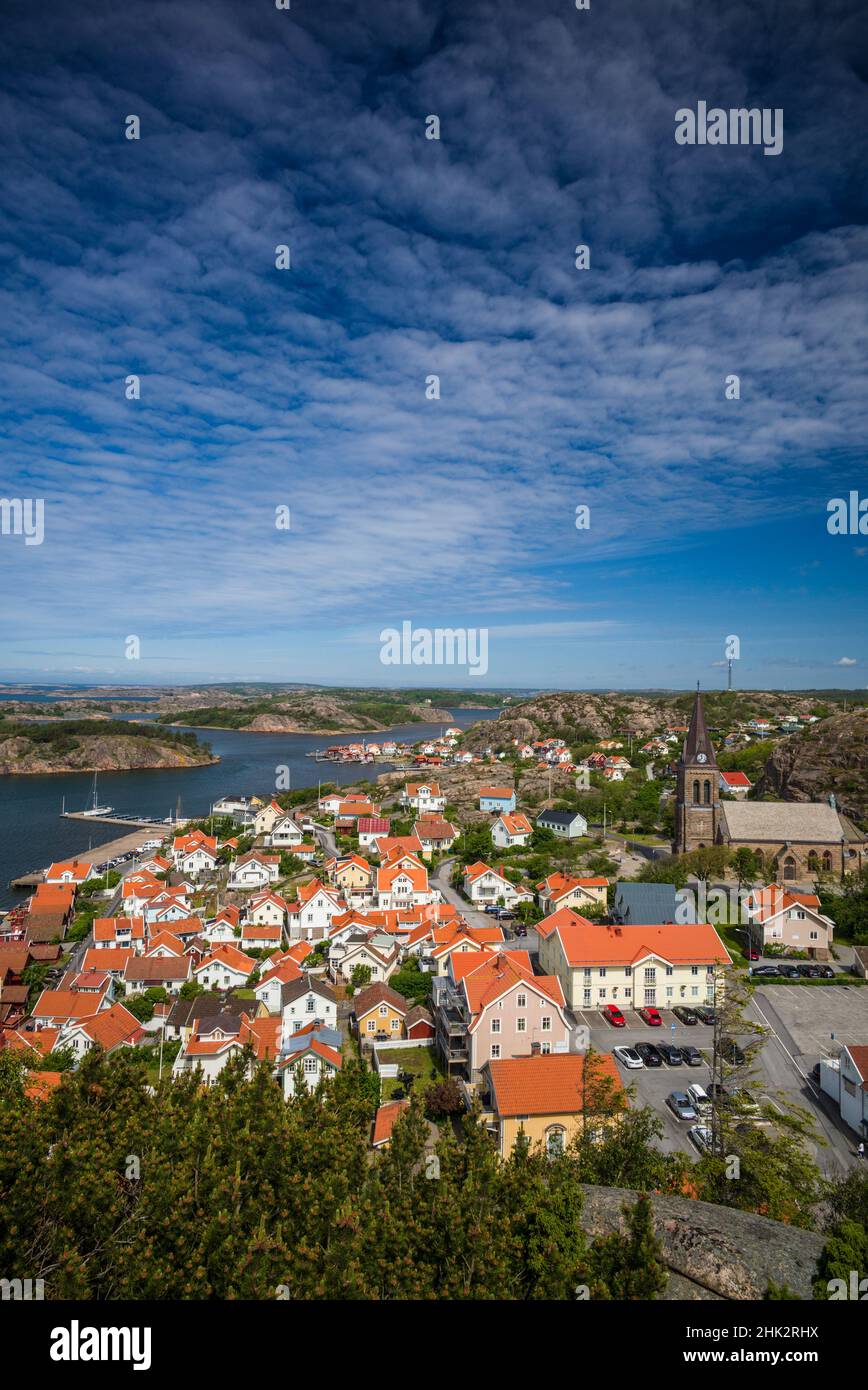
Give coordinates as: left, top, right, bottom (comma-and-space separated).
372, 1099, 410, 1147
487, 1052, 625, 1118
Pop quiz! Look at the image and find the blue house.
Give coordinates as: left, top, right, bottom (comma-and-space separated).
478, 785, 516, 814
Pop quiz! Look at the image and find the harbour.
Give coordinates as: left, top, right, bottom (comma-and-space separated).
0, 707, 502, 905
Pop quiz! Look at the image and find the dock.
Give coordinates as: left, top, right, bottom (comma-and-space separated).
8, 824, 176, 892
61, 811, 175, 828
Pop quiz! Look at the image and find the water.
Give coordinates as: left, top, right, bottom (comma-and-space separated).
0, 708, 502, 906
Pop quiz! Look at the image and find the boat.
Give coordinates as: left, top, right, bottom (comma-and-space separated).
79, 772, 115, 817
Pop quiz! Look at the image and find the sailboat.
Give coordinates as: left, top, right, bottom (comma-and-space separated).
81, 772, 114, 817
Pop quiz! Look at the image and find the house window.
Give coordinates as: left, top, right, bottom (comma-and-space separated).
491, 1018, 501, 1034
491, 1044, 501, 1060
517, 993, 527, 1008
303, 1056, 317, 1074
691, 965, 698, 976
598, 989, 606, 1001
823, 851, 833, 872
809, 930, 818, 941
541, 1016, 551, 1032
306, 998, 315, 1013
516, 1018, 526, 1033
379, 1004, 388, 1016
665, 966, 673, 977
367, 1020, 376, 1032
624, 967, 632, 977
545, 1126, 566, 1158
390, 1018, 400, 1031
691, 987, 699, 998
583, 989, 592, 1007
644, 968, 656, 984
598, 967, 607, 978
540, 1041, 551, 1055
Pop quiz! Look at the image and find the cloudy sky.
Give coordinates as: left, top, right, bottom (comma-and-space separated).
1, 0, 866, 690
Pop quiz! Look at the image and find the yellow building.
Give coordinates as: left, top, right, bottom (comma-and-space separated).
353, 982, 409, 1039
481, 1051, 626, 1157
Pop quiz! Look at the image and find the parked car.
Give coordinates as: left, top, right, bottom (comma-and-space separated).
483, 905, 499, 914
602, 1004, 626, 1027
796, 963, 821, 978
667, 1091, 698, 1122
747, 947, 761, 961
673, 1006, 698, 1025
692, 1006, 716, 1025
777, 964, 802, 979
513, 925, 528, 938
638, 1006, 662, 1026
706, 1082, 730, 1104
720, 1038, 747, 1067
816, 965, 836, 979
686, 1082, 711, 1111
680, 1045, 703, 1067
687, 1124, 715, 1154
613, 1045, 644, 1069
657, 1043, 683, 1066
730, 1087, 761, 1116
635, 1042, 663, 1067
751, 965, 780, 977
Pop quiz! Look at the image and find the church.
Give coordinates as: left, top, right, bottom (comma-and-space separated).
674, 690, 865, 881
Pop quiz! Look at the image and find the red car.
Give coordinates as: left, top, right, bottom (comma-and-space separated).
602, 1004, 626, 1027
748, 948, 761, 961
638, 1007, 662, 1026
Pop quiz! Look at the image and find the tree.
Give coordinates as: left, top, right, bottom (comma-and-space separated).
585, 1194, 668, 1299
813, 1219, 868, 1299
389, 959, 432, 1006
424, 1078, 463, 1118
350, 964, 372, 991
178, 979, 204, 1001
732, 847, 760, 890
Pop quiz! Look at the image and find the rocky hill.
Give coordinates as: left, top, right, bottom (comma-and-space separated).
0, 722, 217, 775
164, 693, 453, 733
756, 708, 868, 825
459, 689, 854, 754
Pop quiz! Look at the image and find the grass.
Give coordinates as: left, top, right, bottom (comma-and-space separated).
716, 924, 749, 967
379, 1044, 444, 1102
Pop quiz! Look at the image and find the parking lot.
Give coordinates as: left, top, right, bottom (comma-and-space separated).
573, 996, 861, 1173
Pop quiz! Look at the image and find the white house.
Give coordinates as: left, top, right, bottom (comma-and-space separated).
269, 816, 304, 848
228, 852, 280, 890
253, 958, 304, 1015
462, 861, 523, 906
280, 974, 339, 1034
277, 1025, 343, 1097
194, 944, 255, 991
247, 891, 288, 928
402, 782, 446, 814
286, 880, 345, 941
819, 1045, 868, 1140
491, 812, 533, 849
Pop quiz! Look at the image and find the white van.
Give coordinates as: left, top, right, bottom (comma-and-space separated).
686, 1083, 710, 1112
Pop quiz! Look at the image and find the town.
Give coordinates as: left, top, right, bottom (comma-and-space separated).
2, 688, 866, 1288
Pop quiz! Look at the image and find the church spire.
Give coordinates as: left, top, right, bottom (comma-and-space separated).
681, 688, 717, 767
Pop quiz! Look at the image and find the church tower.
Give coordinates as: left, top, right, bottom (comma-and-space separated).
674, 689, 720, 853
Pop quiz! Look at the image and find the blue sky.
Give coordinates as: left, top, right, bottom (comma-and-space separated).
1, 0, 867, 691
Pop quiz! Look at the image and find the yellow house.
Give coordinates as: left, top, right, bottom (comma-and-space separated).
481, 1051, 626, 1157
331, 855, 374, 894
353, 982, 409, 1039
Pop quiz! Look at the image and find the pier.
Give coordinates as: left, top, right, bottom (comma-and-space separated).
61, 811, 175, 828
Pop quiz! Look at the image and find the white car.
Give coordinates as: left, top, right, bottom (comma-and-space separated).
686, 1083, 710, 1112
613, 1045, 644, 1069
687, 1124, 714, 1154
